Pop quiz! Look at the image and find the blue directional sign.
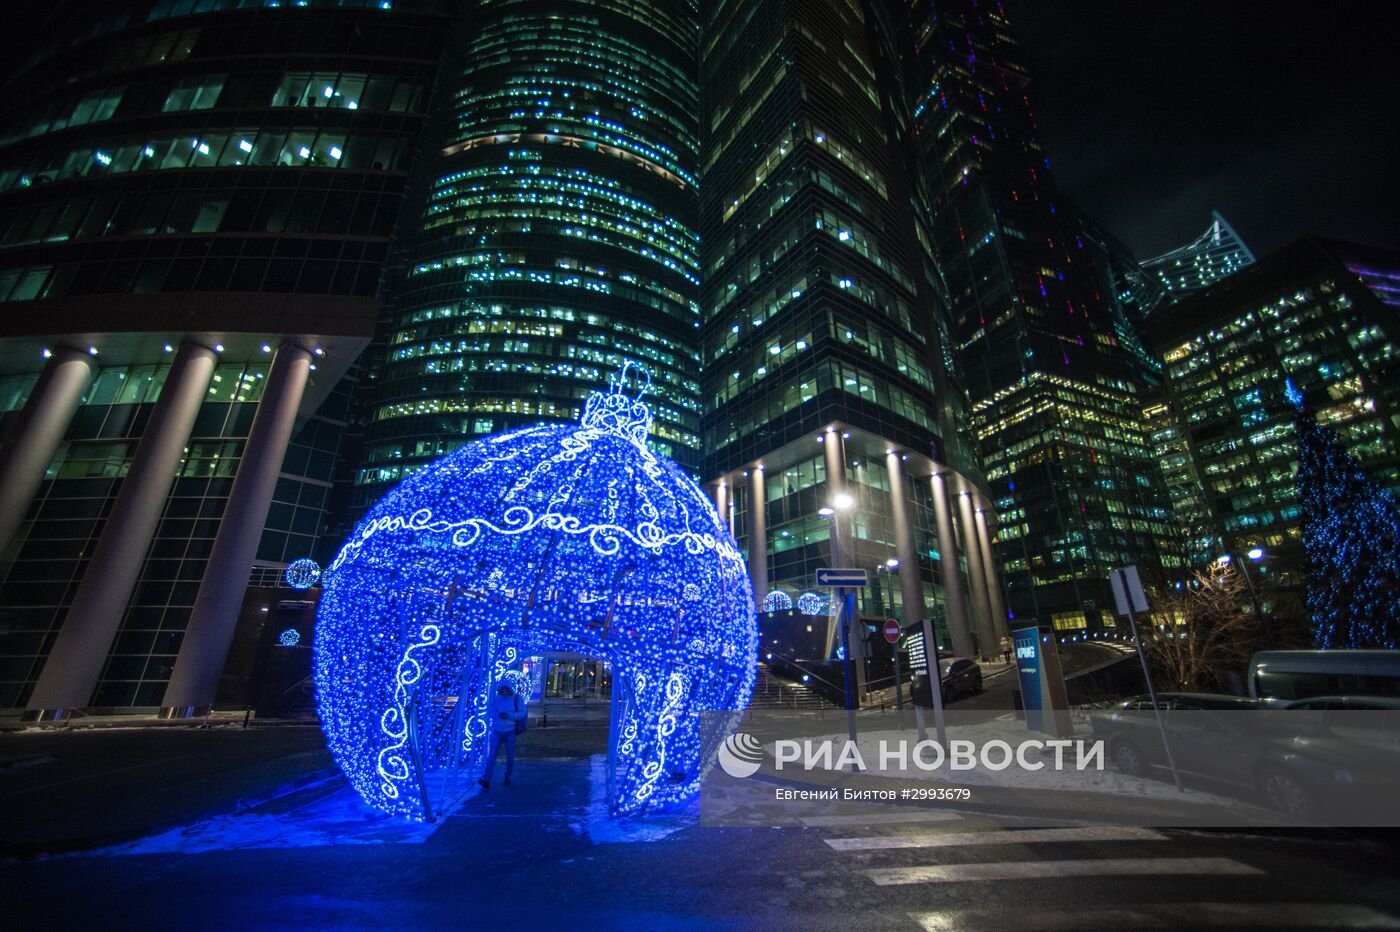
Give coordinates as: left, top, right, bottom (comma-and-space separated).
815, 568, 869, 587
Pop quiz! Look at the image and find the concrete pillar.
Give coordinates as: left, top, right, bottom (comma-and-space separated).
161, 342, 312, 715
27, 341, 218, 717
930, 471, 975, 660
746, 467, 767, 609
885, 452, 925, 631
822, 429, 865, 688
821, 429, 851, 562
956, 483, 994, 659
974, 502, 1011, 644
715, 479, 730, 537
0, 346, 92, 558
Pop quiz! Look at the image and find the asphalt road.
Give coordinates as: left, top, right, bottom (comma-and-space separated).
2, 725, 1398, 930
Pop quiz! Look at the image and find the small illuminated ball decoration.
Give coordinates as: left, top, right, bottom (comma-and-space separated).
279, 628, 301, 648
284, 558, 321, 590
761, 589, 792, 613
314, 364, 757, 821
797, 591, 826, 616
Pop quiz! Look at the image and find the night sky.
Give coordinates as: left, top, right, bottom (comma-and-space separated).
1004, 0, 1400, 259
3, 2, 1396, 260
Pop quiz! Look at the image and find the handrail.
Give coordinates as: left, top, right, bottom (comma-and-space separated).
759, 656, 843, 695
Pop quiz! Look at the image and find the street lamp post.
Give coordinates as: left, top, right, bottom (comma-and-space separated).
819, 493, 858, 759
876, 557, 904, 711
1219, 550, 1275, 649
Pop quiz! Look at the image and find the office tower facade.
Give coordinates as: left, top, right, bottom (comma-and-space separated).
894, 0, 1178, 634
1143, 211, 1256, 301
0, 0, 450, 714
699, 0, 1009, 678
1148, 238, 1400, 610
350, 0, 704, 517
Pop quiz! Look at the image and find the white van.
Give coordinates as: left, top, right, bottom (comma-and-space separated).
1248, 650, 1400, 701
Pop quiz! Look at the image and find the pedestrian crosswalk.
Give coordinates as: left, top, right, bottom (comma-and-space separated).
909, 903, 1400, 931
810, 815, 1400, 929
868, 855, 1262, 885
825, 824, 1164, 851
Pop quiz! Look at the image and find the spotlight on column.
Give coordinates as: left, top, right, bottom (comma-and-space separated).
1247, 548, 1265, 560
261, 344, 272, 353
833, 492, 855, 510
87, 346, 98, 356
214, 343, 225, 352
41, 348, 51, 358
313, 347, 325, 356
163, 344, 174, 352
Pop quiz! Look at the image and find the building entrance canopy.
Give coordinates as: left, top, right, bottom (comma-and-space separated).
313, 365, 757, 820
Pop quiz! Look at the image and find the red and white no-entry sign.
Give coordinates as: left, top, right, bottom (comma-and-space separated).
883, 618, 901, 644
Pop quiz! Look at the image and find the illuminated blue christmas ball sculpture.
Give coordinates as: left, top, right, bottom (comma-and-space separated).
314, 364, 757, 821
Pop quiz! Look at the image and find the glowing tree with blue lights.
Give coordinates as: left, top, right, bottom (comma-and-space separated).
313, 364, 757, 820
1295, 395, 1400, 650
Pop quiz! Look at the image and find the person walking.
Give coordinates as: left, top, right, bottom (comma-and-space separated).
478, 683, 526, 789
999, 635, 1013, 665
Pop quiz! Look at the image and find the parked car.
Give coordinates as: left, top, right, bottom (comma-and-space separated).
1283, 696, 1400, 712
1088, 692, 1272, 780
1091, 691, 1400, 819
1248, 650, 1400, 702
1255, 703, 1400, 818
940, 657, 983, 703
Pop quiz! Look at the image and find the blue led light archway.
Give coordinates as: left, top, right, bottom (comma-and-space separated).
314, 364, 757, 821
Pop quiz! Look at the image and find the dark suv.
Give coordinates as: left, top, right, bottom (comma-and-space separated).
940, 657, 983, 703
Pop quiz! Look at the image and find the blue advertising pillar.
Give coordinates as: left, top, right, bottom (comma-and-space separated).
1012, 625, 1072, 736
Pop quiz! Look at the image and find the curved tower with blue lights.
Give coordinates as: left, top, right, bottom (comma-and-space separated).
352, 0, 703, 518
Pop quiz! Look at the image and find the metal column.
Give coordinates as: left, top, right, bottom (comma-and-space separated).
27, 340, 218, 717
886, 452, 927, 640
746, 466, 767, 608
930, 470, 975, 660
0, 346, 93, 558
974, 502, 1011, 644
160, 341, 312, 716
956, 484, 994, 659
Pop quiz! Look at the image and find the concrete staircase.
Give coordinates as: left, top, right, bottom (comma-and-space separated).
748, 664, 840, 711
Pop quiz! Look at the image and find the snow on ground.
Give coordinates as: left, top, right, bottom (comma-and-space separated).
571, 754, 695, 844
79, 777, 456, 856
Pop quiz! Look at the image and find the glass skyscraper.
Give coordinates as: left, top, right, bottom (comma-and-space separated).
699, 0, 1010, 683
895, 0, 1179, 634
351, 0, 704, 518
1144, 211, 1257, 302
1148, 237, 1400, 614
0, 0, 450, 714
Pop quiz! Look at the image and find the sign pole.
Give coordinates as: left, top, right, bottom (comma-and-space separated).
921, 616, 948, 747
1112, 566, 1184, 793
838, 586, 859, 767
893, 641, 904, 711
817, 566, 869, 768
884, 618, 905, 712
